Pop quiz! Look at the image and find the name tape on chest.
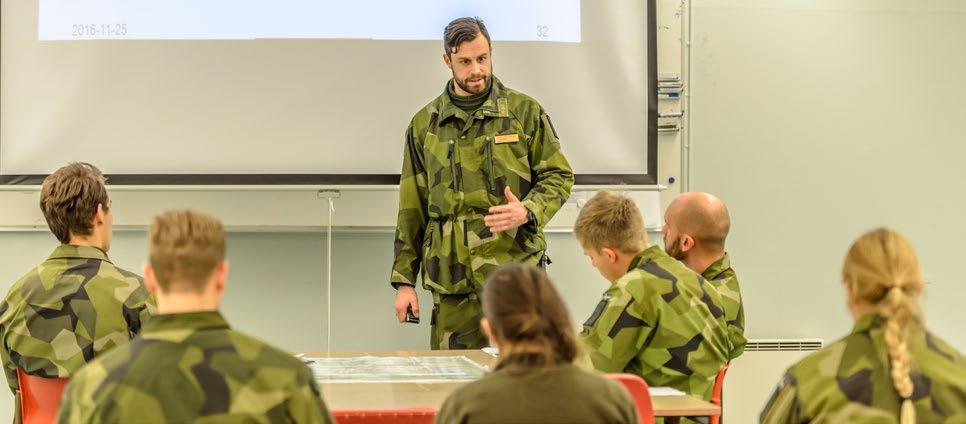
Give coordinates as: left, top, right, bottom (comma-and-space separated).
494, 134, 519, 144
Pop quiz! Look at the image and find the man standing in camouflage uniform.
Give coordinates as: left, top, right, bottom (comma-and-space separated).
575, 191, 732, 406
391, 17, 574, 350
663, 192, 746, 359
58, 210, 333, 423
0, 162, 155, 422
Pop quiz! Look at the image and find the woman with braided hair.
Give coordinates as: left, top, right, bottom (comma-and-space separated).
436, 263, 639, 424
760, 228, 966, 423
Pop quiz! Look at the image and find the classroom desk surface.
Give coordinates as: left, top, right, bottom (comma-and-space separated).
302, 350, 720, 418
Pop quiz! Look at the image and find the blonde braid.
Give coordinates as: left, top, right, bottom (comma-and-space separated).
844, 229, 924, 424
880, 286, 915, 424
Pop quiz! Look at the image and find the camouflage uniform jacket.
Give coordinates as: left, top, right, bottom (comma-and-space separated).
760, 313, 966, 424
703, 253, 747, 359
57, 311, 334, 424
391, 76, 574, 295
0, 245, 155, 395
580, 245, 732, 401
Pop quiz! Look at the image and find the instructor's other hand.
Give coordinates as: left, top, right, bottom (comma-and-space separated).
485, 186, 529, 233
395, 285, 420, 323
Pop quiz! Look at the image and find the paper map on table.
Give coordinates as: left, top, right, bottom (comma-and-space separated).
306, 355, 487, 383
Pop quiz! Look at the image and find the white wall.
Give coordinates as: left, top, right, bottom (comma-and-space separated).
690, 0, 966, 349
691, 1, 966, 420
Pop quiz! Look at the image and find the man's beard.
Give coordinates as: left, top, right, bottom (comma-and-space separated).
665, 235, 686, 260
454, 73, 489, 95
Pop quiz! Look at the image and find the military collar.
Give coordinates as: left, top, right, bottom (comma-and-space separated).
851, 313, 883, 334
494, 352, 571, 373
627, 245, 668, 272
437, 75, 511, 124
702, 253, 732, 281
143, 310, 230, 334
47, 244, 112, 264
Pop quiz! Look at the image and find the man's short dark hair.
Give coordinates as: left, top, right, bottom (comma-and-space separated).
443, 17, 491, 56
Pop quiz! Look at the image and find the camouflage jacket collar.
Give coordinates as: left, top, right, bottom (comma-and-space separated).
852, 312, 925, 336
47, 244, 112, 263
851, 313, 884, 335
143, 310, 230, 334
702, 253, 732, 281
494, 353, 574, 373
627, 245, 668, 272
437, 75, 511, 124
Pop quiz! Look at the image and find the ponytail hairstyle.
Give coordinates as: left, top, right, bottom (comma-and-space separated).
482, 264, 578, 370
842, 228, 924, 424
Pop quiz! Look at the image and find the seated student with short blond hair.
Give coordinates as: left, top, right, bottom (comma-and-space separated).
575, 190, 732, 403
58, 210, 333, 423
437, 263, 638, 424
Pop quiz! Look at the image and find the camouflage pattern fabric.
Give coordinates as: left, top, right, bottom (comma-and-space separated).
57, 311, 334, 424
430, 293, 487, 350
702, 253, 746, 359
391, 75, 574, 297
580, 245, 732, 402
0, 245, 155, 397
760, 313, 966, 424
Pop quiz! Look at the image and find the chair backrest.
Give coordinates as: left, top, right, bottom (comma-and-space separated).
605, 373, 656, 424
710, 363, 730, 424
332, 407, 437, 424
16, 369, 69, 424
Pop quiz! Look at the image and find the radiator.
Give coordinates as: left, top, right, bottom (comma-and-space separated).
723, 339, 823, 423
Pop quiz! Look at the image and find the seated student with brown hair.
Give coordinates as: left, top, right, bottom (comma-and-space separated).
0, 162, 155, 421
436, 263, 639, 424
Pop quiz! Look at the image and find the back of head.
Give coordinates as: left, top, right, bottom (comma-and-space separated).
40, 162, 109, 244
842, 228, 924, 424
148, 210, 225, 293
482, 264, 577, 368
574, 190, 647, 253
668, 192, 730, 254
443, 17, 491, 56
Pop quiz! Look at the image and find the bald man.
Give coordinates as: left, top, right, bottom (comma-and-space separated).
663, 192, 746, 359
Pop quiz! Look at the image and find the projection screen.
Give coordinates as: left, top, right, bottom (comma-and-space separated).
0, 0, 656, 185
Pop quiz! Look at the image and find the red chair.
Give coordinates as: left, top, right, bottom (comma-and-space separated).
16, 369, 69, 424
333, 407, 437, 424
605, 373, 656, 424
710, 363, 730, 424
